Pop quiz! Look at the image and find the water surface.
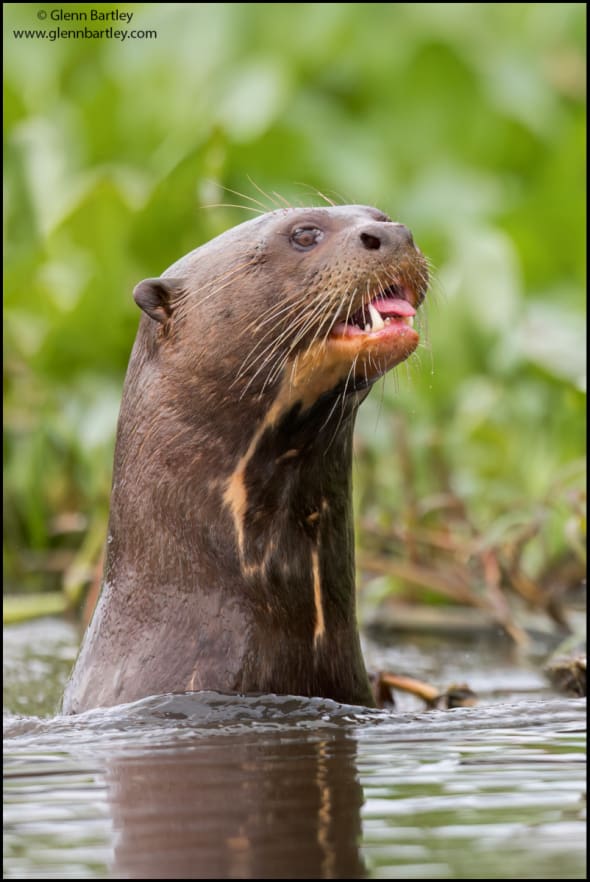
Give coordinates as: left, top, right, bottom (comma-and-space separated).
3, 618, 586, 879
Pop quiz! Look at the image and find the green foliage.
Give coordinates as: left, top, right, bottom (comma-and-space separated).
3, 3, 586, 603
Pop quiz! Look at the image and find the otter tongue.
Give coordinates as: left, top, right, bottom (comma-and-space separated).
373, 297, 416, 318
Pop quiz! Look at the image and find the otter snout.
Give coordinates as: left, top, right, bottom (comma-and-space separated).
359, 222, 415, 252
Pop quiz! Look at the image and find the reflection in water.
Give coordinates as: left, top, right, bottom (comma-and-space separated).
107, 730, 366, 879
3, 622, 587, 880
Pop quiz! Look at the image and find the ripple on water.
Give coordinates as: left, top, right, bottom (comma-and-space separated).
3, 619, 587, 880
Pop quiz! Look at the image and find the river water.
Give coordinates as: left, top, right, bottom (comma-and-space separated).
3, 618, 586, 879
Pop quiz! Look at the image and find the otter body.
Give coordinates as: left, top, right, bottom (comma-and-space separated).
62, 205, 428, 713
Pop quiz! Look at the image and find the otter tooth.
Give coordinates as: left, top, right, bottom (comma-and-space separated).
368, 302, 385, 331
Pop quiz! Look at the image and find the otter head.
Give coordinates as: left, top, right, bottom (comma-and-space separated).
132, 205, 428, 433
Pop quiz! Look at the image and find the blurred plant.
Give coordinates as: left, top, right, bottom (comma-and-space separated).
3, 3, 585, 629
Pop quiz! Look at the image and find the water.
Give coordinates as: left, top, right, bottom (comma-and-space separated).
3, 619, 586, 879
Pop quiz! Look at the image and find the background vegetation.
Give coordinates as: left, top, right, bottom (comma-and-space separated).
4, 4, 586, 637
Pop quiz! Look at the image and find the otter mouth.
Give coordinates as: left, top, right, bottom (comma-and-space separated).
318, 282, 421, 389
330, 285, 416, 339
280, 278, 425, 410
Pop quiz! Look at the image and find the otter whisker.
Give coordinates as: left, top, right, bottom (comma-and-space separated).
272, 191, 294, 209
317, 383, 347, 437
178, 258, 257, 313
237, 273, 327, 342
258, 299, 332, 391
374, 373, 387, 432
282, 292, 331, 352
262, 298, 334, 392
202, 202, 266, 216
317, 285, 359, 352
296, 279, 351, 364
319, 354, 359, 442
236, 295, 330, 395
324, 354, 360, 451
237, 285, 319, 343
236, 309, 310, 386
247, 176, 284, 211
234, 289, 326, 386
263, 300, 332, 384
217, 184, 270, 212
293, 183, 332, 208
314, 189, 337, 207
294, 182, 351, 208
176, 259, 259, 321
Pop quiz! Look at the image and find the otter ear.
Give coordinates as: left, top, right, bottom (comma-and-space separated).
133, 277, 185, 324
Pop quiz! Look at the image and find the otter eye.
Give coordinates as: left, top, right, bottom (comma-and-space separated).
290, 227, 323, 250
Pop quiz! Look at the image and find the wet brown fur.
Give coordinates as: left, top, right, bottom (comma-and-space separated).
62, 205, 428, 713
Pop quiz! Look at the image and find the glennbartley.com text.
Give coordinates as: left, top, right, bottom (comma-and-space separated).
12, 7, 158, 41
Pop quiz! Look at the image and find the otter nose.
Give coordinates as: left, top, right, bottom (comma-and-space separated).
360, 223, 414, 251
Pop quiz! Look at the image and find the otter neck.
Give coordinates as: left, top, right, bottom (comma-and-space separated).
92, 372, 375, 709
